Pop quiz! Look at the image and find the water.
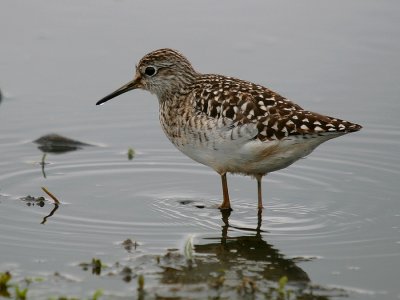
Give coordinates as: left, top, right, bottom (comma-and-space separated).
0, 0, 399, 299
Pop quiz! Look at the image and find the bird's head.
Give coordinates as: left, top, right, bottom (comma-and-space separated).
96, 48, 197, 105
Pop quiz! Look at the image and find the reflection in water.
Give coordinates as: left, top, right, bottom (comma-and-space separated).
40, 153, 48, 178
153, 211, 341, 299
73, 209, 345, 299
195, 210, 310, 282
34, 134, 92, 154
40, 204, 59, 225
34, 134, 93, 178
19, 194, 60, 224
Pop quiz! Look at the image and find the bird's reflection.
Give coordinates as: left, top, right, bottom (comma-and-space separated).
194, 210, 310, 283
154, 210, 339, 299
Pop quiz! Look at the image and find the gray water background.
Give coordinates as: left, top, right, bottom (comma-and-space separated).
0, 0, 399, 299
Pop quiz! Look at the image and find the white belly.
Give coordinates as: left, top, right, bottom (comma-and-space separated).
173, 133, 339, 175
160, 111, 342, 176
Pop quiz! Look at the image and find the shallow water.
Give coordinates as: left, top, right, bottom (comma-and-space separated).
0, 0, 399, 299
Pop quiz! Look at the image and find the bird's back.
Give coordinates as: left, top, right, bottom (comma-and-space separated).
191, 74, 361, 139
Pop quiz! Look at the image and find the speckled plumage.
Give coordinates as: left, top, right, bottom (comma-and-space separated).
97, 48, 362, 210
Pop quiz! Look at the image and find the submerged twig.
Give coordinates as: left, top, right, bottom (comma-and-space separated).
41, 187, 60, 205
40, 187, 60, 224
40, 153, 47, 178
41, 204, 59, 225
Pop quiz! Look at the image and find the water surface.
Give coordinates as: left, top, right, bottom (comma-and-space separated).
0, 0, 399, 299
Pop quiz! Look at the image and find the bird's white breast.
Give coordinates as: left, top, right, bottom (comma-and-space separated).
168, 120, 339, 175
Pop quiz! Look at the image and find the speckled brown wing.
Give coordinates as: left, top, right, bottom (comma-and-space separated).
192, 74, 361, 141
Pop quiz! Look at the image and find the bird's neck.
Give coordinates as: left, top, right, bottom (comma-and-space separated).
156, 71, 199, 103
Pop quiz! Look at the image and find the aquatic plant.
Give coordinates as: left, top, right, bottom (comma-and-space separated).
127, 147, 135, 160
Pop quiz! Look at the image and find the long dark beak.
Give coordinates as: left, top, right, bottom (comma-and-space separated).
96, 78, 139, 106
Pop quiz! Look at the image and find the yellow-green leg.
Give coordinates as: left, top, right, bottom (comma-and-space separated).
256, 175, 264, 210
219, 173, 232, 210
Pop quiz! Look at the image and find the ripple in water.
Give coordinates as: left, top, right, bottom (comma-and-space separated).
0, 125, 399, 267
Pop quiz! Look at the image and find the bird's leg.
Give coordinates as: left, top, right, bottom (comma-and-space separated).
256, 174, 264, 210
219, 173, 232, 210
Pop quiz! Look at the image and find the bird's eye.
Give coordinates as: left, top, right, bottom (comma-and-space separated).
144, 66, 156, 76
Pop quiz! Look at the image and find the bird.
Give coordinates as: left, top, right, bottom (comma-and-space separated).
96, 48, 362, 211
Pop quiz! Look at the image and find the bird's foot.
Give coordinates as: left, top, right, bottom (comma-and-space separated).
218, 204, 233, 211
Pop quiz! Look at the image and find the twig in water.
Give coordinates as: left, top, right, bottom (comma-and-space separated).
41, 204, 59, 224
40, 153, 47, 178
41, 187, 60, 205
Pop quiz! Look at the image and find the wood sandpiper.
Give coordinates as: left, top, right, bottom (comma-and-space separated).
96, 48, 362, 211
